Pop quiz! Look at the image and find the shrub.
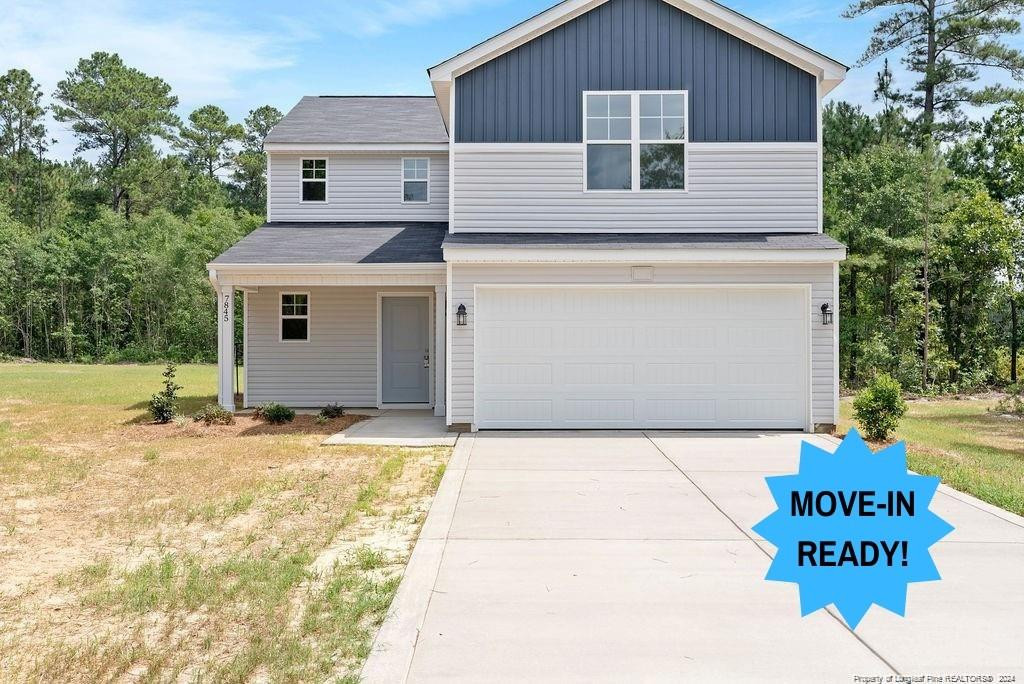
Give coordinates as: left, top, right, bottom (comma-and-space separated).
993, 384, 1024, 417
148, 363, 182, 424
319, 403, 345, 420
255, 402, 295, 424
853, 373, 908, 441
193, 403, 235, 425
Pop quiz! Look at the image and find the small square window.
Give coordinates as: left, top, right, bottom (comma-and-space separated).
301, 160, 327, 202
281, 294, 309, 341
402, 158, 430, 203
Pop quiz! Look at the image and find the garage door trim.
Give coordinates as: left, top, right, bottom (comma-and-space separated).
472, 283, 812, 431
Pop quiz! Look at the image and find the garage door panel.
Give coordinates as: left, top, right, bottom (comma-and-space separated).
475, 287, 808, 430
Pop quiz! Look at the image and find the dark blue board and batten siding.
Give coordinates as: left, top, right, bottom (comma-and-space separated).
454, 0, 817, 143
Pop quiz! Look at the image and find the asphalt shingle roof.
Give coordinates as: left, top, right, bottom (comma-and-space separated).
442, 232, 847, 250
264, 96, 449, 145
211, 223, 448, 265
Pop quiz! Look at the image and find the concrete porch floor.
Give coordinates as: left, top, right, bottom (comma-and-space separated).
322, 410, 458, 447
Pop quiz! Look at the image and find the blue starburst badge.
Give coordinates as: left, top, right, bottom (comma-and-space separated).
752, 429, 955, 629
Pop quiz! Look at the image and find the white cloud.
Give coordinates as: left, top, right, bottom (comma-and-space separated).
0, 0, 298, 159
331, 0, 508, 37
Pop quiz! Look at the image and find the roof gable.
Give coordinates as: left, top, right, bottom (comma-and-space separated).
429, 0, 846, 126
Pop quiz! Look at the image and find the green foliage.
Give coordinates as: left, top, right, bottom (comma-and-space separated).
843, 0, 1024, 141
175, 105, 243, 179
853, 373, 909, 441
149, 363, 182, 424
993, 385, 1024, 416
193, 403, 235, 426
318, 404, 345, 420
254, 403, 295, 425
52, 52, 179, 216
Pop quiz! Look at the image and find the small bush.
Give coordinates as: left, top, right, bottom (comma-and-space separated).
853, 373, 908, 441
319, 403, 345, 420
993, 384, 1024, 416
256, 402, 295, 424
148, 363, 182, 424
193, 403, 235, 425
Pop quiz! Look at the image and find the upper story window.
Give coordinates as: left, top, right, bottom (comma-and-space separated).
301, 159, 327, 202
402, 158, 429, 203
584, 91, 688, 192
280, 293, 309, 342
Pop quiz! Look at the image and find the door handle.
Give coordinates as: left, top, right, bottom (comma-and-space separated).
423, 352, 430, 369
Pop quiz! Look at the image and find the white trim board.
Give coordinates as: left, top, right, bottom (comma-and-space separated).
265, 143, 449, 152
442, 247, 847, 263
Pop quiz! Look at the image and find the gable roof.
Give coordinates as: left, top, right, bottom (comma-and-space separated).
263, 96, 449, 147
428, 0, 847, 125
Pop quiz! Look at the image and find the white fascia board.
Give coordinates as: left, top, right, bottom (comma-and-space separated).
263, 143, 449, 152
206, 263, 447, 275
428, 0, 846, 86
442, 247, 847, 263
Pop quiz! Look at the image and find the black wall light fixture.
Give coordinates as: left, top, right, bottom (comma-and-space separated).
456, 303, 468, 326
821, 302, 834, 326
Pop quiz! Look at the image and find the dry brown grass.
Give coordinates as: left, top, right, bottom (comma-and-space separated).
0, 363, 451, 682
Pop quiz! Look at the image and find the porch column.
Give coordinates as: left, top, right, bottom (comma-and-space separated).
217, 284, 235, 411
434, 284, 446, 417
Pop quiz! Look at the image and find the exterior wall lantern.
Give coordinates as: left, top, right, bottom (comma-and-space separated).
456, 303, 468, 326
820, 302, 834, 326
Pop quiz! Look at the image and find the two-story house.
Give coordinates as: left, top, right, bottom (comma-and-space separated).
208, 0, 848, 432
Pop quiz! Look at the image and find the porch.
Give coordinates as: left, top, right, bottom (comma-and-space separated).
207, 222, 449, 418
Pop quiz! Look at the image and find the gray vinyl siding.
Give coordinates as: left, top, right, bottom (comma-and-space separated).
455, 0, 816, 143
449, 262, 836, 426
268, 153, 449, 222
452, 143, 818, 232
245, 286, 434, 407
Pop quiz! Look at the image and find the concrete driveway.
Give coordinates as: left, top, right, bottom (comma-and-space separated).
362, 432, 1024, 683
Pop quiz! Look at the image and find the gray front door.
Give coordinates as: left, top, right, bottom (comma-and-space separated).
381, 296, 430, 404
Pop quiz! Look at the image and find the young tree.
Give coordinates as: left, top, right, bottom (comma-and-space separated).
232, 105, 283, 214
873, 59, 908, 142
844, 0, 1024, 140
52, 52, 179, 218
174, 105, 243, 179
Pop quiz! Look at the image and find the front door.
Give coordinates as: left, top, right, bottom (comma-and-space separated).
381, 296, 430, 404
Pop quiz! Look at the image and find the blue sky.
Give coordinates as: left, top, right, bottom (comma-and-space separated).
0, 0, 1017, 160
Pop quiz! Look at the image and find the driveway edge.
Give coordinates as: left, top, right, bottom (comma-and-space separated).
360, 435, 474, 683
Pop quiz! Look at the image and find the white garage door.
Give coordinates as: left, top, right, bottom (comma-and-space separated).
474, 286, 809, 430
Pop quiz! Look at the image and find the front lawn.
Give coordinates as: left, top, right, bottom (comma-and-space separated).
0, 363, 450, 682
840, 397, 1024, 516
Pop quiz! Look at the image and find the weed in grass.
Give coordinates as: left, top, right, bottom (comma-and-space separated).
143, 448, 158, 463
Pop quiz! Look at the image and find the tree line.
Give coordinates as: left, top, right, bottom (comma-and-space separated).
0, 53, 279, 362
1, 0, 1023, 392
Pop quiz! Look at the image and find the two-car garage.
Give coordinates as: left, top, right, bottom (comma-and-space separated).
471, 285, 810, 430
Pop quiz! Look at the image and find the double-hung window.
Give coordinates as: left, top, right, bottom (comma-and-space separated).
280, 293, 309, 342
584, 91, 688, 192
402, 158, 429, 203
301, 159, 327, 202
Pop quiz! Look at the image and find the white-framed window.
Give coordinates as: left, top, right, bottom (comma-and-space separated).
402, 157, 429, 203
300, 159, 327, 202
583, 91, 688, 192
280, 292, 309, 342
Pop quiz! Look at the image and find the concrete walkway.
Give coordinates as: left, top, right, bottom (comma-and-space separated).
363, 431, 1024, 683
322, 409, 457, 447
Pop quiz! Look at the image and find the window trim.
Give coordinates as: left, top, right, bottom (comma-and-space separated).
299, 158, 328, 204
583, 90, 689, 194
401, 157, 431, 204
279, 292, 310, 343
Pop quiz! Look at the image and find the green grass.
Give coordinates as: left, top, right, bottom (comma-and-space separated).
0, 362, 451, 682
840, 397, 1024, 516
